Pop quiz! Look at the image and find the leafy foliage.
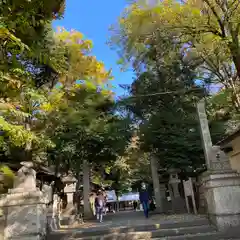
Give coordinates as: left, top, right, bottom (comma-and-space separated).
129, 60, 206, 171
47, 83, 132, 178
110, 0, 240, 111
109, 1, 233, 174
0, 0, 132, 193
0, 165, 15, 194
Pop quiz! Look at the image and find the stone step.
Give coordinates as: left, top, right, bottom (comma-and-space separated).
70, 225, 217, 240
153, 232, 224, 240
65, 218, 210, 239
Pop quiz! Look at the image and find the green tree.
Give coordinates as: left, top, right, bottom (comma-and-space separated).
0, 0, 66, 156
46, 83, 132, 217
129, 62, 206, 171
111, 133, 151, 195
0, 0, 114, 164
111, 0, 240, 108
109, 0, 234, 174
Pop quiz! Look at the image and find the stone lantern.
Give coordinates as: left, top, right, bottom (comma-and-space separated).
62, 172, 77, 212
62, 172, 77, 186
168, 168, 181, 198
168, 168, 186, 213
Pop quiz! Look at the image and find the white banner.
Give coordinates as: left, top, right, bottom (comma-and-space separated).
106, 190, 117, 202
118, 192, 139, 202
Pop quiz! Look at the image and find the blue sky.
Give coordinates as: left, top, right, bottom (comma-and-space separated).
53, 0, 134, 97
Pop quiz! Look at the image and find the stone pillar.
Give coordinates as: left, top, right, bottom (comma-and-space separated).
197, 100, 232, 172
159, 183, 168, 212
0, 162, 47, 240
197, 100, 240, 230
159, 183, 166, 199
150, 155, 163, 212
197, 99, 212, 169
169, 169, 186, 213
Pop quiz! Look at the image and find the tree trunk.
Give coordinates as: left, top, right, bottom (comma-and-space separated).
229, 41, 240, 82
83, 159, 92, 219
230, 78, 240, 110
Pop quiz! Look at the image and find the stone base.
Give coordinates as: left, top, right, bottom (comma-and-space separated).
62, 204, 75, 215
154, 207, 164, 214
201, 170, 240, 230
209, 213, 240, 231
0, 190, 47, 240
6, 234, 45, 240
152, 198, 171, 214
160, 198, 171, 213
172, 197, 186, 214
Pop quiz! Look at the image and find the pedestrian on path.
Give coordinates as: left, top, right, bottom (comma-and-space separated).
95, 190, 105, 223
133, 200, 138, 211
139, 183, 150, 218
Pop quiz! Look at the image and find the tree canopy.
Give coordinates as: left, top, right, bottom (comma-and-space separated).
109, 0, 233, 175
0, 0, 132, 193
1, 0, 239, 196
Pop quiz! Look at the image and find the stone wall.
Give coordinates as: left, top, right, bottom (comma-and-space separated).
197, 175, 208, 214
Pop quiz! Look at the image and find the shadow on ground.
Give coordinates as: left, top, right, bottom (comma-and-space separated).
46, 211, 210, 240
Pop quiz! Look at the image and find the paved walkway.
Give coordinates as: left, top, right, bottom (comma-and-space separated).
47, 211, 210, 239
59, 211, 207, 230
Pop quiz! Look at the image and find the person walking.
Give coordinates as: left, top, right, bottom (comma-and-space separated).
95, 191, 105, 223
139, 183, 150, 218
133, 200, 138, 211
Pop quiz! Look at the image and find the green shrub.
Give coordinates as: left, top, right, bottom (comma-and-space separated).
0, 165, 15, 194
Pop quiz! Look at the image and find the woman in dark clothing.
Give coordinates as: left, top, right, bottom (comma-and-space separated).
139, 183, 150, 218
